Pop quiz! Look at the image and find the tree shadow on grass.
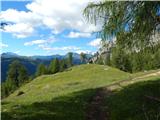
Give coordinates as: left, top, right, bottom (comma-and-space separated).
107, 78, 160, 120
2, 88, 97, 120
2, 78, 160, 120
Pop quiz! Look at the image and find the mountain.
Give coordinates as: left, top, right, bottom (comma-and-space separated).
1, 52, 93, 82
1, 56, 51, 82
1, 52, 19, 58
29, 55, 63, 60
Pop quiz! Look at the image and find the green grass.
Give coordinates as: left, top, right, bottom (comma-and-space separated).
105, 77, 160, 120
2, 64, 130, 120
2, 64, 160, 120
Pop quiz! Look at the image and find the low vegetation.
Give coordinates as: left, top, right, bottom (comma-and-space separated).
2, 64, 130, 120
1, 52, 76, 98
106, 77, 160, 120
2, 64, 160, 120
1, 1, 160, 120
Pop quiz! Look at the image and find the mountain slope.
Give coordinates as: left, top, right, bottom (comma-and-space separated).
3, 64, 130, 103
2, 64, 130, 120
2, 64, 159, 120
86, 71, 160, 120
104, 71, 160, 120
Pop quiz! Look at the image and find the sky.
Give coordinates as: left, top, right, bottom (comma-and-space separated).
0, 0, 102, 56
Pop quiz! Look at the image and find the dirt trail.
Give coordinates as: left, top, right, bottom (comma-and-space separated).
86, 88, 109, 120
85, 70, 160, 120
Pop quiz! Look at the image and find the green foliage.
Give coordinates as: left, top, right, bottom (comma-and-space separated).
67, 52, 73, 67
80, 52, 86, 63
36, 64, 47, 76
97, 56, 104, 65
111, 47, 132, 72
1, 64, 160, 120
59, 59, 68, 72
107, 78, 160, 120
2, 60, 28, 98
108, 43, 160, 73
84, 1, 160, 73
1, 82, 13, 99
2, 64, 130, 120
84, 1, 160, 49
18, 65, 29, 84
6, 60, 28, 87
49, 58, 60, 74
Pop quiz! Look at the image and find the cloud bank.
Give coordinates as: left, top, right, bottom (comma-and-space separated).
1, 0, 100, 38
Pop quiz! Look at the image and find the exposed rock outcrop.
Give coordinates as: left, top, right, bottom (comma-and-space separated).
89, 40, 115, 64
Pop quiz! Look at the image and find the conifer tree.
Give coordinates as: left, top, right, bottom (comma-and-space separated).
60, 59, 68, 72
2, 60, 29, 98
36, 64, 47, 76
80, 52, 86, 63
68, 52, 73, 67
6, 60, 28, 87
49, 58, 60, 74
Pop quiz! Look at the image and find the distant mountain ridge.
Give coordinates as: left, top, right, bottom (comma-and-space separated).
1, 52, 93, 82
1, 52, 92, 60
1, 52, 20, 58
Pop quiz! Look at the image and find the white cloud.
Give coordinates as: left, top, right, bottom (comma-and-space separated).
38, 45, 80, 51
4, 23, 34, 38
75, 50, 93, 54
24, 39, 56, 46
24, 40, 46, 46
0, 0, 100, 38
38, 44, 95, 55
0, 9, 42, 38
67, 31, 91, 38
88, 38, 102, 47
14, 50, 21, 54
0, 43, 8, 48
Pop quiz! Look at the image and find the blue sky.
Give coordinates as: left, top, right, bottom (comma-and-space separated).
1, 0, 101, 56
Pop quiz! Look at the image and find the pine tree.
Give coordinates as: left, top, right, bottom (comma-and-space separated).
18, 65, 29, 84
60, 59, 68, 72
7, 61, 19, 87
80, 52, 86, 63
2, 60, 29, 98
6, 60, 28, 87
68, 52, 73, 67
84, 1, 160, 50
111, 47, 131, 72
49, 58, 60, 74
36, 64, 47, 76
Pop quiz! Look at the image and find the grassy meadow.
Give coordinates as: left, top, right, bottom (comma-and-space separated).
1, 64, 160, 120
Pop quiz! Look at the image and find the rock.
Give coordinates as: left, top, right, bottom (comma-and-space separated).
17, 91, 24, 96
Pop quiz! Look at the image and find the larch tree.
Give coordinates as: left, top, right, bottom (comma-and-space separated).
84, 1, 160, 50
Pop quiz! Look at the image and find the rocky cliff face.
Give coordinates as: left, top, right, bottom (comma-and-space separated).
89, 40, 115, 64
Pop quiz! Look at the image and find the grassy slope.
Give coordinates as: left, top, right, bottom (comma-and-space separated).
2, 64, 130, 120
105, 75, 160, 120
2, 64, 160, 120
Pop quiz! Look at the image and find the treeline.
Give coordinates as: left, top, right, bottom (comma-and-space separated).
97, 43, 160, 73
1, 60, 29, 98
36, 53, 73, 76
1, 52, 75, 98
36, 52, 89, 76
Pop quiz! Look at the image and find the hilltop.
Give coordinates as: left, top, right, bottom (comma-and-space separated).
2, 64, 129, 119
2, 64, 160, 120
